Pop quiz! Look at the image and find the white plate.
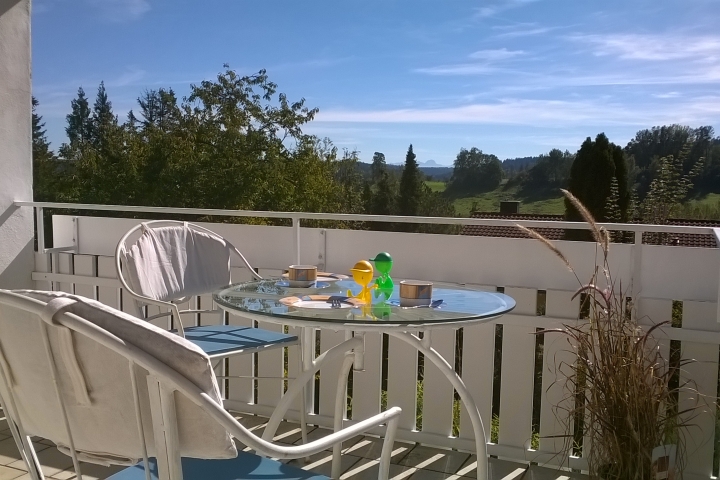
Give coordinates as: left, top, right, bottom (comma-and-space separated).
290, 300, 352, 310
280, 295, 363, 310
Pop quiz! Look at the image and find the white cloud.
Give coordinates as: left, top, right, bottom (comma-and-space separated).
496, 27, 554, 38
417, 48, 525, 76
469, 48, 524, 61
414, 64, 502, 75
573, 33, 720, 62
473, 0, 539, 19
653, 92, 682, 99
87, 0, 150, 22
108, 68, 147, 87
316, 96, 720, 128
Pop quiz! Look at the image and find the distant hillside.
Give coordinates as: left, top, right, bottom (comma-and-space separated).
356, 162, 453, 181
502, 156, 540, 174
420, 166, 453, 180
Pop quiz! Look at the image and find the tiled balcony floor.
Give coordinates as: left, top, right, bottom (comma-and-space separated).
0, 413, 587, 480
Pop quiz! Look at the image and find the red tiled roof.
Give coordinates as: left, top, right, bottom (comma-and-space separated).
643, 218, 720, 248
461, 213, 565, 240
461, 212, 719, 248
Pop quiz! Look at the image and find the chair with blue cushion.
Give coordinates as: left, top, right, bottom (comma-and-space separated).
0, 290, 401, 480
115, 220, 298, 361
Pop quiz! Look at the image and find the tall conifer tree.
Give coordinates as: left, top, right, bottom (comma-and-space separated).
566, 133, 629, 223
398, 144, 423, 218
64, 87, 93, 146
32, 97, 58, 201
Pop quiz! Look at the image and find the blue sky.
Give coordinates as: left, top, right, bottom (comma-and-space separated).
33, 0, 720, 165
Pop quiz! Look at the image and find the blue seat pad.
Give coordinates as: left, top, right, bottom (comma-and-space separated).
182, 325, 297, 357
107, 452, 329, 480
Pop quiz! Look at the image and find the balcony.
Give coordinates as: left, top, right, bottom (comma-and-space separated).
0, 201, 718, 479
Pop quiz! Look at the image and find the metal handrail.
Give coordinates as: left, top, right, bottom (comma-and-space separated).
14, 200, 719, 234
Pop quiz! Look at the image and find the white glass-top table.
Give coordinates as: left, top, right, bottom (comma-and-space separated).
214, 279, 515, 480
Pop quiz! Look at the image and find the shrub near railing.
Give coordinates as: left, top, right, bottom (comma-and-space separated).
519, 190, 704, 479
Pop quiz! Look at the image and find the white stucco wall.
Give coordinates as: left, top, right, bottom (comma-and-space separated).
0, 0, 34, 288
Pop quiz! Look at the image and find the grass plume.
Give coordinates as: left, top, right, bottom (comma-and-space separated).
561, 188, 606, 251
527, 193, 700, 479
515, 224, 573, 273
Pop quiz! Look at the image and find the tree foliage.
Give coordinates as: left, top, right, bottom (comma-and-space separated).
642, 143, 704, 225
447, 147, 502, 195
624, 125, 713, 198
566, 133, 630, 225
32, 97, 60, 202
525, 149, 574, 188
398, 144, 424, 217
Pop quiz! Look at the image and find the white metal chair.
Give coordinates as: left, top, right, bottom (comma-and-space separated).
0, 289, 401, 480
115, 220, 298, 360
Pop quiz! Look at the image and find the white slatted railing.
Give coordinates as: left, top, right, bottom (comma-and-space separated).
16, 202, 720, 478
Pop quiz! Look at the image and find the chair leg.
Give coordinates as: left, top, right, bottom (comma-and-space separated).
261, 337, 363, 442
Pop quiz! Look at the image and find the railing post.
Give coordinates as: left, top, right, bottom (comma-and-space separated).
714, 229, 720, 323
632, 228, 643, 305
292, 217, 301, 265
36, 207, 45, 253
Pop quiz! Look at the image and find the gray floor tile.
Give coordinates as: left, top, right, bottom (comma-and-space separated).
340, 457, 413, 480
8, 445, 73, 477
286, 451, 362, 477
0, 465, 26, 480
526, 464, 586, 480
52, 462, 125, 480
408, 469, 473, 480
458, 456, 587, 480
397, 445, 470, 474
339, 436, 414, 463
0, 438, 50, 466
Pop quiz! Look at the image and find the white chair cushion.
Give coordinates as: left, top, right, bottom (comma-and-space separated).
123, 224, 232, 302
0, 290, 237, 464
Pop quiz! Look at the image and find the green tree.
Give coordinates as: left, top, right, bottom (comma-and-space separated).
566, 133, 630, 226
371, 152, 387, 184
447, 147, 502, 194
137, 88, 179, 132
625, 125, 713, 198
371, 170, 396, 216
398, 144, 424, 218
63, 87, 93, 147
525, 149, 574, 188
642, 144, 704, 225
32, 97, 59, 202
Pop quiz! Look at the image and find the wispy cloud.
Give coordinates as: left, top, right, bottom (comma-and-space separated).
503, 27, 552, 38
573, 33, 720, 62
108, 68, 147, 87
316, 96, 720, 128
491, 22, 559, 38
86, 0, 150, 22
416, 48, 526, 76
653, 92, 682, 99
473, 0, 540, 19
415, 64, 503, 76
469, 48, 524, 61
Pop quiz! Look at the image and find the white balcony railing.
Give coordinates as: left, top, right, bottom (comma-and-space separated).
13, 201, 720, 479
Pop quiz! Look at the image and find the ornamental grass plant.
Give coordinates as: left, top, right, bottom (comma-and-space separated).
518, 189, 700, 480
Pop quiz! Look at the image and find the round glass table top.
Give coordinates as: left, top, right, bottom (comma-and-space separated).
214, 279, 515, 328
